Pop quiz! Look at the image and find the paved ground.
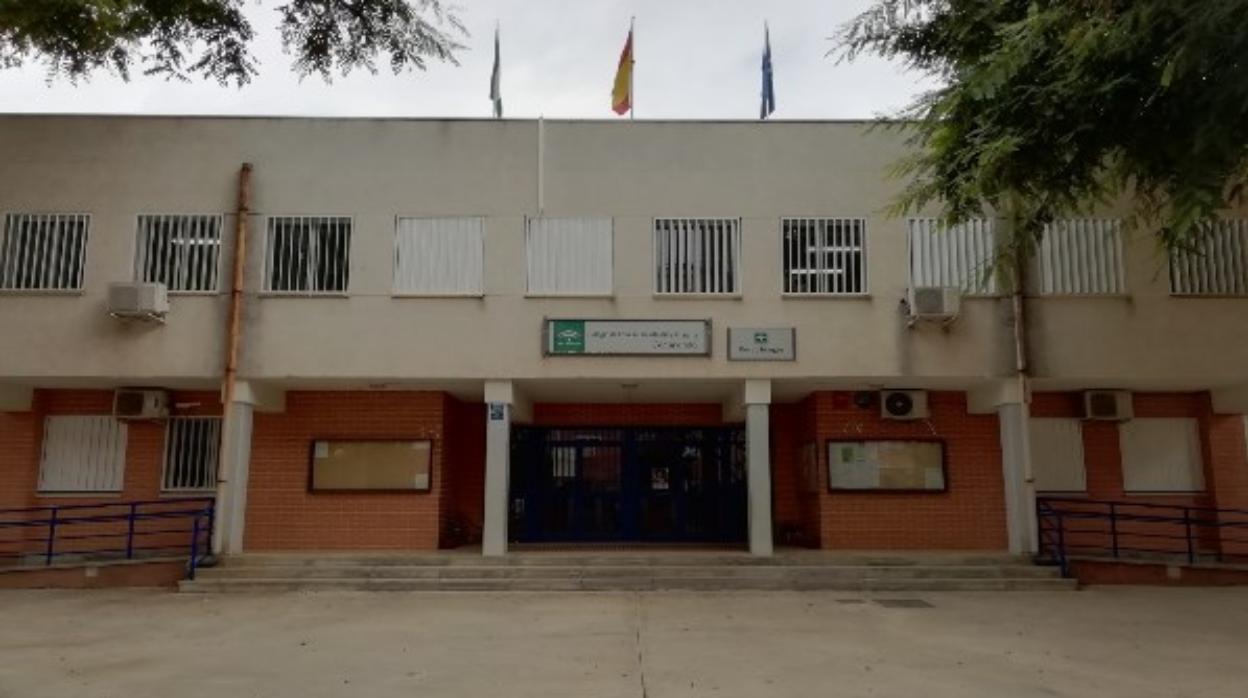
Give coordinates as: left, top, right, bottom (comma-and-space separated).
1, 588, 1246, 697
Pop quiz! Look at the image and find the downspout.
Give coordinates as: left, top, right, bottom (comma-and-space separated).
213, 163, 253, 554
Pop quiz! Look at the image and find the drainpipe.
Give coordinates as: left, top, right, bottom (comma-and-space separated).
213, 163, 253, 554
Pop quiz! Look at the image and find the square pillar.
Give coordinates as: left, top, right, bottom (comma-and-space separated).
482, 380, 515, 557
212, 401, 254, 555
998, 401, 1038, 555
744, 380, 774, 557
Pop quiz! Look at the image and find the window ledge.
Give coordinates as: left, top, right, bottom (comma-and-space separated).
1168, 294, 1248, 299
653, 293, 742, 300
781, 293, 872, 300
1031, 294, 1132, 300
392, 292, 485, 299
258, 291, 351, 299
35, 492, 123, 499
525, 293, 615, 299
1121, 490, 1208, 496
0, 289, 85, 296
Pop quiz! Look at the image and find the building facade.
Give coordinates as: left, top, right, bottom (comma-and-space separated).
1, 115, 1246, 560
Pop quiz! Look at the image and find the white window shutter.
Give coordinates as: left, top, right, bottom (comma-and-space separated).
38, 416, 127, 493
1028, 418, 1087, 492
1120, 418, 1205, 492
1037, 219, 1126, 295
394, 217, 484, 295
526, 217, 613, 295
907, 218, 997, 295
1169, 219, 1248, 296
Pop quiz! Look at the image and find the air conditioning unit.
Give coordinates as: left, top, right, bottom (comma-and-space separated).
114, 389, 169, 420
1083, 390, 1133, 421
108, 282, 169, 321
907, 286, 961, 323
881, 390, 929, 420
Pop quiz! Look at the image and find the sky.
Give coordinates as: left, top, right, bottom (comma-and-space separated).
0, 0, 935, 120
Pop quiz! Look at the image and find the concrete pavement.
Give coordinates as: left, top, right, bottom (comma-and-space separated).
0, 588, 1246, 697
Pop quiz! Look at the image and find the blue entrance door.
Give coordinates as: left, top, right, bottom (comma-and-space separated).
509, 427, 747, 544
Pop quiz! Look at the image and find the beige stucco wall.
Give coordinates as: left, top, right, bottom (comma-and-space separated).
0, 115, 1243, 395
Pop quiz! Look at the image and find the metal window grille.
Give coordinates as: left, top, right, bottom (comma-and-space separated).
654, 218, 741, 295
134, 214, 223, 292
782, 217, 867, 295
162, 417, 221, 492
393, 217, 484, 295
1169, 219, 1248, 296
0, 213, 89, 291
37, 416, 127, 493
526, 217, 614, 295
264, 216, 352, 293
1036, 218, 1125, 295
907, 218, 998, 295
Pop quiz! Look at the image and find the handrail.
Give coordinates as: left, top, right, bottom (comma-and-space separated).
1037, 496, 1248, 577
0, 497, 214, 579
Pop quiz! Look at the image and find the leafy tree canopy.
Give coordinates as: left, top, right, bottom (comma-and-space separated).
838, 0, 1248, 253
0, 0, 465, 86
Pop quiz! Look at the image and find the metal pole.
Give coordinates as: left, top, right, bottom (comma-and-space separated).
1110, 503, 1118, 558
125, 502, 137, 560
1184, 508, 1195, 564
629, 16, 635, 120
189, 514, 201, 580
44, 508, 57, 566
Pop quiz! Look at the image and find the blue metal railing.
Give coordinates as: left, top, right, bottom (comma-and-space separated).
0, 497, 214, 579
1037, 496, 1248, 577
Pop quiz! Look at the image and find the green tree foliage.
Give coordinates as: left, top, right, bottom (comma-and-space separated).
0, 0, 465, 86
837, 1, 1248, 256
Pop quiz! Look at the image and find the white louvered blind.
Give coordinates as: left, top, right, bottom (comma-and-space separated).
162, 417, 221, 492
1029, 418, 1087, 492
0, 213, 89, 291
38, 416, 127, 493
135, 214, 223, 292
782, 218, 867, 295
1169, 219, 1248, 296
1120, 418, 1205, 492
1037, 218, 1126, 295
264, 216, 352, 293
654, 218, 741, 295
526, 217, 613, 295
394, 217, 484, 295
908, 218, 997, 295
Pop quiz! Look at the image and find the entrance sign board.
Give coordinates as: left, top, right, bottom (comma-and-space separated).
728, 327, 796, 361
545, 319, 711, 356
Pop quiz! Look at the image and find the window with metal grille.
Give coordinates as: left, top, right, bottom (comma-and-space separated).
38, 416, 127, 493
264, 216, 351, 293
0, 213, 89, 291
908, 218, 997, 295
1169, 219, 1248, 296
162, 417, 221, 492
393, 217, 484, 295
782, 217, 867, 295
654, 218, 740, 295
527, 217, 613, 295
1036, 218, 1125, 295
134, 214, 223, 293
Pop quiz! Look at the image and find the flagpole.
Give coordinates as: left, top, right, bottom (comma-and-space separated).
629, 16, 635, 120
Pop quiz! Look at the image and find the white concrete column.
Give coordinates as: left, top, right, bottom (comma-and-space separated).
212, 401, 254, 555
482, 380, 515, 557
744, 380, 774, 557
998, 401, 1038, 555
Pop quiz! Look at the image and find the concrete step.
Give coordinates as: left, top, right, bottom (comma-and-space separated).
179, 575, 1076, 593
194, 563, 1062, 582
219, 552, 1033, 569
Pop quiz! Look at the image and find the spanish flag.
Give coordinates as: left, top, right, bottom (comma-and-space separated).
611, 24, 634, 116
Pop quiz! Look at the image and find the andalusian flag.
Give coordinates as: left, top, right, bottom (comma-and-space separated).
489, 24, 503, 118
611, 22, 634, 116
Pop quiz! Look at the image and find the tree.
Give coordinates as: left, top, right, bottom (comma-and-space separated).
837, 0, 1248, 257
0, 0, 465, 86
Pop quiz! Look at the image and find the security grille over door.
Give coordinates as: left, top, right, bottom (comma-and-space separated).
1037, 219, 1126, 295
0, 213, 90, 291
782, 217, 866, 295
654, 218, 741, 295
1169, 219, 1248, 296
264, 216, 352, 293
908, 218, 997, 295
162, 417, 221, 492
135, 214, 223, 292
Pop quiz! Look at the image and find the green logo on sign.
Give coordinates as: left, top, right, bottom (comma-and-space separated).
550, 320, 586, 354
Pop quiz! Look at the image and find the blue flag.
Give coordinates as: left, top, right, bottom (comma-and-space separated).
760, 23, 775, 119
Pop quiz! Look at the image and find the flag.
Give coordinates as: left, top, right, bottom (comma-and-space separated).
611, 24, 634, 116
489, 25, 503, 118
760, 23, 776, 119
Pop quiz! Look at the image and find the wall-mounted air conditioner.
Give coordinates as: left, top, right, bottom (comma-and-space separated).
108, 282, 169, 322
881, 390, 929, 420
1083, 390, 1133, 421
113, 389, 169, 420
907, 286, 961, 325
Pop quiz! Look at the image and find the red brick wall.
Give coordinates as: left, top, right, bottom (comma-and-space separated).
244, 391, 448, 551
769, 402, 804, 544
806, 391, 1008, 551
442, 397, 485, 547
